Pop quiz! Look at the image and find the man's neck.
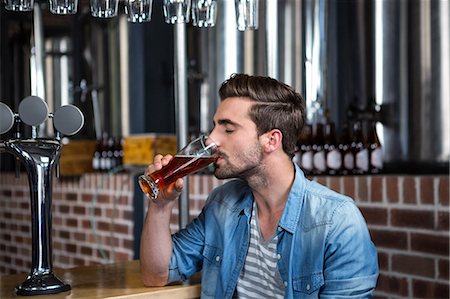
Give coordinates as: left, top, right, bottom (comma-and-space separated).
247, 156, 295, 240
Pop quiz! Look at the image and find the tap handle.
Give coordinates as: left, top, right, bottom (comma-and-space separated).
53, 105, 85, 136
0, 102, 14, 135
18, 96, 49, 138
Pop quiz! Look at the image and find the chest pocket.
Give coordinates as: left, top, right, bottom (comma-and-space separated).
202, 244, 223, 266
293, 272, 324, 295
201, 244, 223, 298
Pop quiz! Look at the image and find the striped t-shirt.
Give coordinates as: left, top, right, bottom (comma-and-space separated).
234, 201, 285, 298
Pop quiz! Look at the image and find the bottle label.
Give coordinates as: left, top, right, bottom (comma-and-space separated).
93, 157, 99, 170
327, 149, 342, 170
371, 148, 383, 169
344, 152, 354, 170
313, 151, 326, 172
302, 151, 313, 171
356, 149, 369, 171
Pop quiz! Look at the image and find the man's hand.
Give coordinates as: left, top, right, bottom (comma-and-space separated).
145, 154, 184, 204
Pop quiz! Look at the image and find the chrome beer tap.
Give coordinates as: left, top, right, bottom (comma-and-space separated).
0, 96, 84, 296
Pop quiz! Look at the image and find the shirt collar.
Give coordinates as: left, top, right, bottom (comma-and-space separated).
278, 163, 306, 234
233, 164, 307, 231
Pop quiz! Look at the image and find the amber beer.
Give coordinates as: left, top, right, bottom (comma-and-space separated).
139, 155, 216, 198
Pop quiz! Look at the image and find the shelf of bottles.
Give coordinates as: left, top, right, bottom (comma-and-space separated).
92, 134, 124, 173
294, 118, 383, 176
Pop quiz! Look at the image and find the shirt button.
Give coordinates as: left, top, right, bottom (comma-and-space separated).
277, 254, 281, 260
306, 284, 311, 291
284, 281, 288, 287
215, 256, 220, 262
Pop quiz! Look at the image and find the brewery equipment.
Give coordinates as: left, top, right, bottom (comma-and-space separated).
0, 96, 84, 295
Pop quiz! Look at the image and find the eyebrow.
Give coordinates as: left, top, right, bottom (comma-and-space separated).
213, 119, 242, 127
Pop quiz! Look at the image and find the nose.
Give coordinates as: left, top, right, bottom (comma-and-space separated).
207, 128, 220, 147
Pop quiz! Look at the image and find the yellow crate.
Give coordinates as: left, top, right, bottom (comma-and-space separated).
123, 134, 177, 166
59, 140, 96, 176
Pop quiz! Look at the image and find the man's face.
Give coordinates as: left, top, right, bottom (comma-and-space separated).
209, 97, 264, 180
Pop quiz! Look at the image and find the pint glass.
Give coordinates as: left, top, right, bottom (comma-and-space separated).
138, 135, 217, 200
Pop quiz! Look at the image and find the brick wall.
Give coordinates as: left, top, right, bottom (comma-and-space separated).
0, 173, 134, 274
1, 172, 449, 298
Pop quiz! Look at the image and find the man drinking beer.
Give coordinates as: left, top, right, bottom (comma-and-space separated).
139, 74, 378, 298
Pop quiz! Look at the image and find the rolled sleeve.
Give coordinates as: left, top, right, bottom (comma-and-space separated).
321, 202, 379, 297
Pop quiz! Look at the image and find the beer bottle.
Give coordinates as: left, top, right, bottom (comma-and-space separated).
113, 137, 123, 169
352, 121, 369, 174
339, 122, 354, 175
312, 123, 326, 175
107, 136, 115, 170
368, 121, 383, 173
324, 122, 342, 175
100, 133, 109, 172
92, 139, 102, 172
300, 124, 314, 175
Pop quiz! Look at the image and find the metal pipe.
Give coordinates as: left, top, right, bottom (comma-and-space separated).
174, 22, 189, 229
32, 3, 46, 137
266, 0, 278, 78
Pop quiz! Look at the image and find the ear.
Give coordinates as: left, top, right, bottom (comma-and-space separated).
262, 129, 283, 153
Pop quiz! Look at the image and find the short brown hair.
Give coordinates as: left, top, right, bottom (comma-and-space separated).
219, 73, 306, 158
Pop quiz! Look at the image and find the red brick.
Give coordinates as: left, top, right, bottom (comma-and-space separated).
73, 206, 86, 215
370, 176, 383, 202
73, 258, 86, 266
386, 176, 399, 202
123, 210, 133, 220
439, 259, 449, 280
2, 190, 12, 197
82, 194, 93, 202
376, 274, 409, 296
391, 209, 434, 229
66, 193, 77, 201
328, 177, 341, 193
123, 239, 133, 250
377, 251, 389, 271
106, 237, 119, 246
105, 208, 118, 218
94, 207, 102, 216
403, 177, 417, 204
411, 233, 449, 256
66, 218, 78, 227
438, 211, 449, 231
343, 177, 355, 198
80, 246, 93, 255
97, 194, 111, 204
59, 231, 70, 239
412, 279, 449, 298
439, 177, 449, 206
82, 220, 91, 229
118, 196, 129, 205
356, 177, 369, 202
114, 224, 130, 234
58, 205, 70, 213
74, 232, 85, 241
97, 221, 111, 231
370, 229, 408, 249
359, 207, 388, 225
66, 244, 77, 253
114, 251, 130, 261
420, 177, 434, 204
392, 254, 435, 278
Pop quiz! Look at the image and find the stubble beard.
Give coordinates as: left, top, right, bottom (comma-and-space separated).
213, 144, 264, 182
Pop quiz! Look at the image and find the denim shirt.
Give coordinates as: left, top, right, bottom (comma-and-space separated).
168, 165, 379, 298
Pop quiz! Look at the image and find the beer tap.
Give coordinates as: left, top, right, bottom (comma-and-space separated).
0, 96, 84, 296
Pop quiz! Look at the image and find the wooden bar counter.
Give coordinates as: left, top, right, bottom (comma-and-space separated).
0, 260, 201, 299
